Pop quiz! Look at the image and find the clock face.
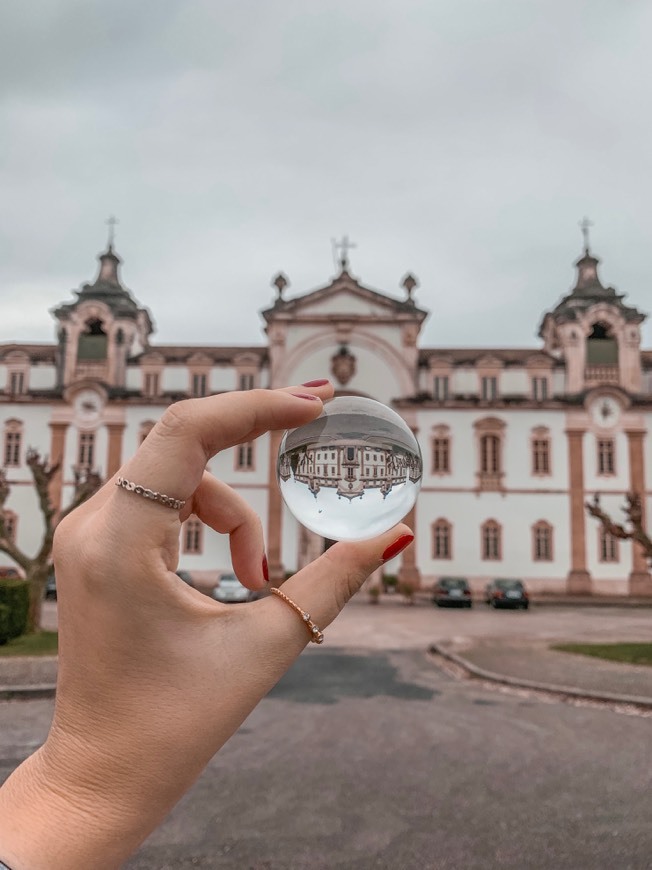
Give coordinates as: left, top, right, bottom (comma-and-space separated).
73, 389, 102, 428
590, 396, 620, 429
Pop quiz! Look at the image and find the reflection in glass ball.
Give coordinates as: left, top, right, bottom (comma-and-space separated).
277, 396, 422, 542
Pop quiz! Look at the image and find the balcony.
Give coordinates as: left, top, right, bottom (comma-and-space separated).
585, 365, 619, 386
476, 471, 505, 492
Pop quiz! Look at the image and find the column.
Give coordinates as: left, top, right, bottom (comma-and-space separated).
106, 423, 126, 477
397, 503, 421, 589
48, 422, 69, 514
266, 430, 285, 584
566, 428, 592, 593
626, 429, 652, 596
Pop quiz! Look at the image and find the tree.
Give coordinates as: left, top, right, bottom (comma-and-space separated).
586, 492, 652, 564
0, 450, 102, 634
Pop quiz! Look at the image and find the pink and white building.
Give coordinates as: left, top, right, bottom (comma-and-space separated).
1, 239, 651, 596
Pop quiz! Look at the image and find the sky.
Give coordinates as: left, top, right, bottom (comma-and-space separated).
1, 0, 652, 350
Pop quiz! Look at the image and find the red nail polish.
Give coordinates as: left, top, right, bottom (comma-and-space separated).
381, 534, 415, 563
262, 554, 269, 583
291, 393, 321, 401
301, 379, 329, 387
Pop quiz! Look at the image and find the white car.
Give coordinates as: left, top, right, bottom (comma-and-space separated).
210, 573, 257, 604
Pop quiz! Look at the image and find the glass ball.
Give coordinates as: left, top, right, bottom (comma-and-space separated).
277, 396, 422, 542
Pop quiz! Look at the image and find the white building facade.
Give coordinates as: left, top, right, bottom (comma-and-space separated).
1, 240, 651, 596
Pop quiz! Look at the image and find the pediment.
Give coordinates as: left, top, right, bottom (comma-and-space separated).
476, 353, 504, 369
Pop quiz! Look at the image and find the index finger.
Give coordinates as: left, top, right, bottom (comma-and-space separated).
109, 382, 334, 526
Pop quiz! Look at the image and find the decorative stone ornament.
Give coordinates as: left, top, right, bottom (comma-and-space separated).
330, 344, 357, 386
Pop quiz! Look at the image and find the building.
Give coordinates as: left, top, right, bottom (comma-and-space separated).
1, 235, 651, 596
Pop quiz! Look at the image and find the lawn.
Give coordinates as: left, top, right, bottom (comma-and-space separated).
0, 631, 58, 656
552, 642, 652, 666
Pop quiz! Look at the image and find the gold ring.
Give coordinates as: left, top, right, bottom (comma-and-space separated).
270, 587, 324, 644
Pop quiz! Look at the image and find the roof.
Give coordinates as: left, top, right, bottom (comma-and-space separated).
418, 347, 563, 367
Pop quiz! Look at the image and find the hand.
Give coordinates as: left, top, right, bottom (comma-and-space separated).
0, 382, 413, 870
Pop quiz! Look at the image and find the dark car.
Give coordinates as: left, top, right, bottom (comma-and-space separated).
485, 578, 529, 610
175, 570, 194, 587
432, 577, 473, 608
45, 568, 56, 600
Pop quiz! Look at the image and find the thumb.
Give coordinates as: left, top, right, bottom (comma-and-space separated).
269, 523, 414, 643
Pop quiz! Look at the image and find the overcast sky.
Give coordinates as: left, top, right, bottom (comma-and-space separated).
1, 0, 651, 350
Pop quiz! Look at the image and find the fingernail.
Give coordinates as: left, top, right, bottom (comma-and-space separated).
301, 379, 329, 387
381, 534, 415, 563
291, 393, 321, 401
262, 554, 269, 583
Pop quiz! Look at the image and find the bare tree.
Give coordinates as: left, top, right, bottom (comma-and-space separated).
586, 492, 652, 564
0, 450, 102, 634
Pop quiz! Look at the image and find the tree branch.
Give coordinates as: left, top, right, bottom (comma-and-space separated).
586, 493, 652, 562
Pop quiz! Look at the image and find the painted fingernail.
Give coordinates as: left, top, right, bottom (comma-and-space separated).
301, 379, 329, 387
291, 393, 321, 401
381, 534, 415, 563
262, 554, 269, 583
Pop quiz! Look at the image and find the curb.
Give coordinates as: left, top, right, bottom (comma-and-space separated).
0, 683, 56, 701
428, 643, 652, 713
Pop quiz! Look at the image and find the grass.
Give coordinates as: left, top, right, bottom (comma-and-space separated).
0, 631, 58, 657
552, 642, 652, 667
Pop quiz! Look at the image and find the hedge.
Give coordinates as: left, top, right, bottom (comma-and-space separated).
0, 603, 9, 645
0, 577, 29, 642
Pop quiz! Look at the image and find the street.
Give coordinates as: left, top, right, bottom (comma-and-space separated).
2, 602, 652, 869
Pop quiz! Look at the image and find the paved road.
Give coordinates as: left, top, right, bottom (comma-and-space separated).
2, 624, 652, 868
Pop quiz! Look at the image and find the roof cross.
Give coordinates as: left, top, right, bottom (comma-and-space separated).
105, 215, 119, 248
332, 234, 356, 271
579, 216, 593, 254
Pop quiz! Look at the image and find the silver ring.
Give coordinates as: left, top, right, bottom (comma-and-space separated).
115, 477, 186, 511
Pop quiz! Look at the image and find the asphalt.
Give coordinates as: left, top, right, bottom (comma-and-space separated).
1, 596, 651, 708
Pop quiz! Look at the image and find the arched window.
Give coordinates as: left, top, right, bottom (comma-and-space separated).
432, 519, 452, 560
532, 521, 553, 561
531, 427, 551, 476
1, 509, 17, 543
77, 431, 95, 469
3, 420, 23, 467
474, 418, 506, 492
78, 318, 108, 360
586, 322, 618, 365
481, 520, 502, 561
183, 516, 203, 554
599, 527, 619, 563
236, 442, 255, 470
139, 420, 156, 445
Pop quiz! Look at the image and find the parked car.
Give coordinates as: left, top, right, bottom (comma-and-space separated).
210, 573, 257, 604
485, 578, 529, 610
0, 566, 21, 579
175, 570, 194, 587
45, 568, 57, 600
432, 577, 473, 608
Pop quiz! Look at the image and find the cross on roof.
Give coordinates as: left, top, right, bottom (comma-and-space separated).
332, 235, 356, 270
579, 216, 593, 254
105, 215, 119, 248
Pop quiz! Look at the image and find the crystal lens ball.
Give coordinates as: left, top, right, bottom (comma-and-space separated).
277, 396, 422, 542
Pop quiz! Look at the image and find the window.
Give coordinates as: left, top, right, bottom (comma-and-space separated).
532, 377, 548, 401
2, 510, 17, 543
191, 373, 207, 398
3, 421, 22, 467
432, 520, 452, 559
599, 528, 619, 563
597, 438, 615, 475
433, 375, 449, 401
532, 438, 551, 475
144, 372, 160, 397
481, 376, 498, 401
480, 434, 500, 474
9, 371, 25, 395
239, 373, 255, 391
533, 522, 553, 561
481, 520, 502, 560
236, 441, 254, 470
183, 516, 203, 554
432, 437, 450, 474
139, 421, 156, 444
78, 432, 95, 468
